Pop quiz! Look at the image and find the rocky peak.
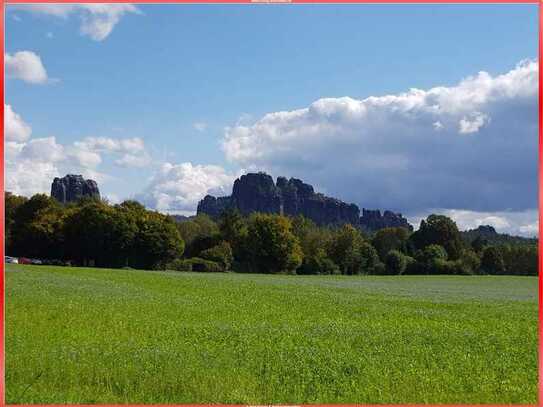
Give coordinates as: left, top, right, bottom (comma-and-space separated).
360, 208, 413, 232
232, 173, 282, 214
51, 174, 100, 204
197, 172, 413, 232
474, 225, 497, 234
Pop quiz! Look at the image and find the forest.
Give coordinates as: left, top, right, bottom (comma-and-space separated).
5, 192, 538, 276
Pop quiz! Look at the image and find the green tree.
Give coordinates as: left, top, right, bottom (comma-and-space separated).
63, 201, 119, 266
218, 208, 248, 260
410, 214, 464, 260
385, 250, 408, 275
133, 211, 185, 270
459, 249, 481, 275
415, 244, 448, 274
480, 246, 506, 274
11, 194, 60, 257
245, 214, 303, 274
177, 214, 219, 258
297, 248, 340, 275
327, 224, 377, 275
495, 244, 537, 276
5, 192, 28, 254
471, 235, 488, 253
372, 227, 410, 261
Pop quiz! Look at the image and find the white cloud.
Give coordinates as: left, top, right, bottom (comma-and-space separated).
67, 146, 102, 168
21, 137, 65, 162
5, 142, 24, 160
193, 122, 208, 132
5, 104, 32, 142
5, 51, 48, 84
519, 222, 538, 236
11, 4, 140, 41
78, 168, 113, 185
458, 112, 489, 134
4, 108, 150, 195
115, 153, 151, 168
76, 136, 145, 154
5, 136, 64, 197
6, 160, 60, 197
222, 60, 537, 216
72, 136, 149, 168
137, 162, 240, 214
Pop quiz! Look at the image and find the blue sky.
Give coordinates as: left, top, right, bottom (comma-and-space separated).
4, 4, 539, 235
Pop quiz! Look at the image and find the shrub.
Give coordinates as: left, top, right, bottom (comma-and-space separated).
403, 255, 418, 274
185, 233, 222, 258
188, 257, 224, 272
371, 261, 387, 275
166, 258, 193, 272
167, 257, 224, 272
415, 244, 448, 274
200, 241, 234, 270
297, 249, 340, 275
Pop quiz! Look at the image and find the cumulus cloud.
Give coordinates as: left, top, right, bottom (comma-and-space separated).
4, 107, 150, 195
21, 137, 65, 162
75, 136, 145, 154
115, 153, 151, 168
5, 51, 48, 84
5, 104, 32, 142
137, 162, 239, 214
222, 60, 537, 216
5, 136, 64, 196
67, 146, 102, 168
11, 4, 140, 41
458, 112, 489, 134
6, 160, 61, 197
71, 136, 149, 168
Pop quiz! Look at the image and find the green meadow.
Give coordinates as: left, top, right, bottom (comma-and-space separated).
5, 264, 537, 404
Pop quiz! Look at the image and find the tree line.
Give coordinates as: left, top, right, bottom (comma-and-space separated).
5, 192, 538, 276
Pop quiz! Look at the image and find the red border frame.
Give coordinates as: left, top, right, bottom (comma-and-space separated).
1, 1, 541, 406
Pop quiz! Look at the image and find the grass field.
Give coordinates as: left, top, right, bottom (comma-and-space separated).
5, 264, 538, 404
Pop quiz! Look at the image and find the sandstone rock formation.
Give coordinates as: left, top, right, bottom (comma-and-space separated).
197, 172, 413, 232
51, 174, 100, 204
359, 209, 413, 232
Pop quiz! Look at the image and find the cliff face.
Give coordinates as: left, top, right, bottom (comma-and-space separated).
359, 209, 413, 232
197, 172, 413, 232
51, 174, 100, 204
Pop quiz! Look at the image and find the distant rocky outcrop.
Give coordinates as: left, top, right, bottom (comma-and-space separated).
197, 172, 412, 232
51, 174, 100, 204
461, 225, 537, 246
359, 209, 413, 232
